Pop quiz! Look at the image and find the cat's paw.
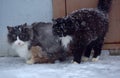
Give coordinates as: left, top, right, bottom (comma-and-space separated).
82, 56, 89, 62
71, 60, 79, 64
73, 61, 79, 64
26, 59, 34, 64
92, 56, 100, 62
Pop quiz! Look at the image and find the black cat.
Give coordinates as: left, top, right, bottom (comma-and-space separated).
52, 0, 112, 63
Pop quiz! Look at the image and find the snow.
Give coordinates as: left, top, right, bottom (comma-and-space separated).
0, 50, 120, 78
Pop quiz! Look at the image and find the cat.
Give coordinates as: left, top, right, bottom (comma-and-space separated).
7, 22, 72, 64
7, 23, 33, 63
28, 46, 57, 64
52, 0, 112, 63
30, 22, 71, 63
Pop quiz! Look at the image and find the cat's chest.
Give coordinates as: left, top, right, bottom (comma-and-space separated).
11, 42, 30, 59
60, 35, 72, 49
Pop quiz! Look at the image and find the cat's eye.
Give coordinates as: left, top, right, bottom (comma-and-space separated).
7, 34, 17, 43
57, 30, 60, 32
10, 34, 17, 41
12, 34, 17, 38
62, 24, 65, 26
64, 30, 67, 32
19, 34, 30, 41
19, 35, 24, 39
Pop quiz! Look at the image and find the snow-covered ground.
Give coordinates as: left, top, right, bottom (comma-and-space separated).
0, 50, 120, 78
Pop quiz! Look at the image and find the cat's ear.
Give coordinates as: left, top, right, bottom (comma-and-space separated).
7, 26, 13, 32
65, 18, 72, 23
32, 22, 37, 26
52, 18, 57, 25
23, 23, 27, 26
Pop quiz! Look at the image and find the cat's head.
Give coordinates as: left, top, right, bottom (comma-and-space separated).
52, 18, 75, 37
7, 23, 33, 46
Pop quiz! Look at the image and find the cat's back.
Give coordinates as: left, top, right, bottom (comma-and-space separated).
69, 8, 108, 22
32, 22, 61, 53
68, 8, 108, 35
32, 22, 52, 33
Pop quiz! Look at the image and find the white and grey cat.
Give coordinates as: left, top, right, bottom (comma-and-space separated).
7, 23, 33, 62
7, 22, 69, 64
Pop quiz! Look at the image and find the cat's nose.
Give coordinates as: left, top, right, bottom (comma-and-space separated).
18, 43, 21, 45
18, 42, 23, 46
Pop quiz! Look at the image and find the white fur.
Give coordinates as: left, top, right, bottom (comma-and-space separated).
11, 37, 31, 60
92, 56, 100, 62
60, 35, 72, 48
71, 60, 79, 64
26, 58, 34, 64
82, 56, 89, 62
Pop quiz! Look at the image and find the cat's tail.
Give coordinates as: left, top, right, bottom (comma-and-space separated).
97, 0, 112, 13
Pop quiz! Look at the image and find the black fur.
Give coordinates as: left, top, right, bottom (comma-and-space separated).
7, 22, 70, 62
52, 18, 75, 37
98, 0, 112, 13
31, 22, 68, 61
52, 0, 112, 63
7, 23, 32, 44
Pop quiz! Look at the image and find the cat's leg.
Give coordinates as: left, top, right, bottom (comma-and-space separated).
26, 56, 35, 64
26, 51, 35, 64
26, 46, 41, 64
92, 39, 104, 62
82, 41, 95, 62
72, 44, 85, 64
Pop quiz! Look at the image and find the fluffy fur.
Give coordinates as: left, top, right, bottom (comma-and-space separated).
28, 46, 56, 64
52, 0, 112, 63
7, 23, 33, 61
7, 22, 72, 64
59, 35, 72, 49
31, 22, 71, 63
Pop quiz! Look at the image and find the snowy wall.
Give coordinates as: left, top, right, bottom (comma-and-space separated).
0, 0, 53, 56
